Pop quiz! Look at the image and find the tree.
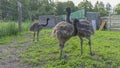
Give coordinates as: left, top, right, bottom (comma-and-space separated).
55, 2, 66, 15
0, 0, 17, 20
94, 1, 99, 12
0, 0, 2, 20
0, 0, 56, 21
106, 3, 111, 15
66, 1, 77, 12
39, 0, 56, 15
94, 1, 106, 16
115, 3, 120, 14
78, 0, 93, 12
55, 1, 76, 15
27, 0, 56, 20
99, 1, 106, 16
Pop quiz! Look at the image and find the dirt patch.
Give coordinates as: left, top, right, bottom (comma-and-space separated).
0, 34, 34, 68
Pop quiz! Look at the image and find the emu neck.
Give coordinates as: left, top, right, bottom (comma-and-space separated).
41, 19, 49, 27
45, 20, 48, 26
45, 19, 49, 26
66, 13, 71, 24
72, 19, 79, 36
72, 24, 78, 36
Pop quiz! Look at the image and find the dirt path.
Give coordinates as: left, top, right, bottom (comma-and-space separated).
0, 33, 34, 68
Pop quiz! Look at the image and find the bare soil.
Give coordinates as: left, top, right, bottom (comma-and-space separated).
0, 33, 34, 68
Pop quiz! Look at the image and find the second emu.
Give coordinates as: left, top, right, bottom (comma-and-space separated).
30, 18, 50, 41
73, 18, 94, 55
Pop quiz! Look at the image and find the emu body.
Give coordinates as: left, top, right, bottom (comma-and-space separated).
53, 7, 94, 60
73, 18, 94, 55
30, 18, 49, 41
52, 7, 74, 59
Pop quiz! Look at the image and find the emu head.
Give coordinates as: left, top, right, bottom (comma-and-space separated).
47, 18, 50, 21
73, 18, 79, 25
66, 7, 71, 13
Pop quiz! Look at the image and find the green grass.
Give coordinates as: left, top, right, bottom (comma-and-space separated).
0, 22, 18, 37
19, 30, 120, 68
0, 21, 31, 37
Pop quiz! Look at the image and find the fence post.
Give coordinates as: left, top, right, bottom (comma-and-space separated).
109, 12, 111, 31
17, 1, 22, 33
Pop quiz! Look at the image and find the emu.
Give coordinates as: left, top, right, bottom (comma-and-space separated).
73, 18, 94, 55
53, 7, 94, 60
30, 18, 50, 41
52, 7, 74, 60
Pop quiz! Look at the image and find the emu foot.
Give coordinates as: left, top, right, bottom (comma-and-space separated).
89, 52, 95, 56
60, 54, 69, 60
64, 54, 69, 60
60, 56, 62, 60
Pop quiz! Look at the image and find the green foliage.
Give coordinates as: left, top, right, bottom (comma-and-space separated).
20, 30, 120, 68
77, 0, 112, 16
55, 1, 77, 15
93, 1, 107, 16
106, 3, 111, 15
22, 21, 31, 31
0, 0, 18, 20
0, 0, 119, 20
0, 22, 18, 37
115, 3, 120, 14
0, 0, 56, 21
0, 21, 31, 37
78, 0, 93, 12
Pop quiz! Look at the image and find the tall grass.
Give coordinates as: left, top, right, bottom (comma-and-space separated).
0, 22, 18, 37
0, 21, 31, 38
22, 21, 31, 31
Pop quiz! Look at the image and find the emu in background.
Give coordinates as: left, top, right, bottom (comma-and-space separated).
30, 18, 50, 41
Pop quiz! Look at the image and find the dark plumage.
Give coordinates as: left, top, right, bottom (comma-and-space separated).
30, 18, 50, 41
73, 18, 94, 55
53, 7, 94, 60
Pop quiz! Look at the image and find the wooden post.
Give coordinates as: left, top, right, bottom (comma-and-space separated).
99, 20, 107, 30
17, 1, 22, 33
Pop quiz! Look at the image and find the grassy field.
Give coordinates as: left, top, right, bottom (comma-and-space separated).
16, 30, 120, 68
0, 23, 120, 68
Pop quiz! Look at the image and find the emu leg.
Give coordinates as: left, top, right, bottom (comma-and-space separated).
80, 37, 83, 55
87, 37, 92, 55
33, 32, 35, 41
59, 43, 64, 60
37, 31, 40, 41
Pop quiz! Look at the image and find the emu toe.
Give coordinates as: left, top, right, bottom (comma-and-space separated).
64, 54, 69, 60
89, 52, 94, 56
